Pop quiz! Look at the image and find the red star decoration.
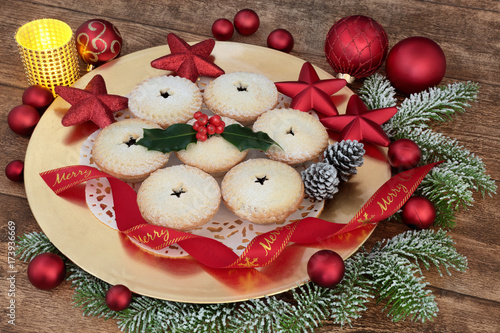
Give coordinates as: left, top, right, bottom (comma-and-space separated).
320, 94, 397, 147
55, 75, 128, 128
275, 62, 346, 116
151, 33, 225, 82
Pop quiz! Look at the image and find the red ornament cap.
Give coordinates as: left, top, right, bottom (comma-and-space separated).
320, 94, 397, 147
55, 74, 128, 128
151, 33, 225, 83
275, 62, 346, 116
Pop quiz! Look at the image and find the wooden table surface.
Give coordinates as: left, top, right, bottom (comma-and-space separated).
1, 0, 499, 332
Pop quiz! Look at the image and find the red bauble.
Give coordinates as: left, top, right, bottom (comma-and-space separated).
105, 285, 132, 311
212, 18, 234, 41
386, 37, 446, 94
27, 253, 66, 290
267, 29, 294, 53
5, 160, 24, 182
76, 19, 123, 67
8, 105, 40, 136
388, 139, 422, 170
22, 85, 54, 113
401, 196, 436, 229
325, 15, 388, 80
234, 9, 260, 36
307, 250, 345, 288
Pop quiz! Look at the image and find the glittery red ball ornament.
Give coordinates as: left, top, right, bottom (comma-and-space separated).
22, 85, 54, 113
8, 105, 40, 136
106, 285, 132, 311
267, 28, 294, 53
388, 139, 422, 170
234, 9, 260, 36
307, 250, 345, 288
386, 37, 446, 94
212, 18, 234, 41
5, 160, 24, 182
401, 196, 436, 229
325, 15, 388, 81
76, 19, 123, 67
28, 253, 66, 290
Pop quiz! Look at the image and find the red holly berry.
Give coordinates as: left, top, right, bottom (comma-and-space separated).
198, 126, 207, 135
215, 124, 225, 134
209, 115, 222, 126
193, 111, 203, 119
207, 124, 216, 135
197, 116, 208, 126
192, 121, 202, 131
196, 132, 208, 141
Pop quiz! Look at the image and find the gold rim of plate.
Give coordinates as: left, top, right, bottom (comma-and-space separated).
24, 42, 391, 304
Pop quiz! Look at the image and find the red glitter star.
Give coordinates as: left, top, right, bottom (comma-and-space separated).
55, 75, 128, 128
320, 94, 397, 147
275, 62, 346, 116
151, 33, 225, 82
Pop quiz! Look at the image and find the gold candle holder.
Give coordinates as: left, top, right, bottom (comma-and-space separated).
15, 18, 81, 96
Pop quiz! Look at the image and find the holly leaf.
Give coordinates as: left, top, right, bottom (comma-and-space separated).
135, 124, 197, 153
220, 124, 281, 152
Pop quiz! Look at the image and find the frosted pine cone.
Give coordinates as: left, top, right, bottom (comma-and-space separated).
323, 140, 365, 182
301, 162, 340, 201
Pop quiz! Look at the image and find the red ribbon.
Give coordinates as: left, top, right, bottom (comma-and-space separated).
40, 162, 440, 268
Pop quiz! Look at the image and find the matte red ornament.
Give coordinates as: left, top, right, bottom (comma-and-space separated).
22, 85, 54, 113
105, 285, 132, 311
386, 36, 446, 95
307, 249, 345, 288
275, 62, 346, 116
401, 196, 436, 229
234, 9, 260, 36
388, 139, 421, 170
8, 105, 40, 136
76, 19, 123, 67
5, 160, 24, 182
55, 74, 128, 128
325, 15, 388, 81
320, 94, 397, 146
212, 18, 234, 41
151, 33, 225, 83
27, 253, 66, 290
267, 28, 294, 53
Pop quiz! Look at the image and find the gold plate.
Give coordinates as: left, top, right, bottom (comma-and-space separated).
25, 42, 391, 303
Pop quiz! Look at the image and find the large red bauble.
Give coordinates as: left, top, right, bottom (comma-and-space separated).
325, 15, 388, 80
388, 138, 421, 170
234, 9, 260, 36
401, 196, 436, 229
212, 18, 234, 41
8, 105, 40, 136
105, 285, 132, 311
27, 253, 66, 290
307, 249, 345, 288
22, 85, 54, 113
76, 19, 123, 67
5, 160, 24, 182
386, 37, 446, 94
267, 28, 294, 53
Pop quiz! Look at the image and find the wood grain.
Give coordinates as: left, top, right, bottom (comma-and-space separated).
1, 0, 498, 332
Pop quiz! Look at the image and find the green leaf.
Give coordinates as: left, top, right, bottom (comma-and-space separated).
220, 124, 281, 152
135, 124, 197, 153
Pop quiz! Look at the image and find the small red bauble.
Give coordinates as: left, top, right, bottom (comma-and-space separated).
22, 85, 54, 113
27, 253, 66, 290
386, 36, 446, 94
401, 196, 436, 229
212, 18, 234, 41
388, 139, 422, 170
5, 160, 24, 182
76, 19, 123, 67
106, 284, 132, 311
8, 105, 40, 136
267, 29, 294, 53
234, 9, 260, 36
307, 249, 345, 288
325, 15, 388, 80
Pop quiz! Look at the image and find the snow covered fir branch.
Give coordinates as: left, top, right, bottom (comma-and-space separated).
17, 229, 467, 333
